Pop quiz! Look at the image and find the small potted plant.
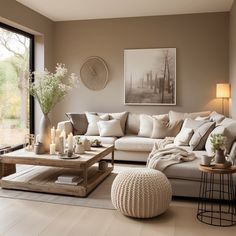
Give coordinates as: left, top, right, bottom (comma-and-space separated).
210, 134, 227, 164
75, 137, 85, 154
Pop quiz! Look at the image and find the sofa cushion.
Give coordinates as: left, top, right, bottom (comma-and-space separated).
66, 113, 88, 135
138, 114, 169, 138
109, 112, 128, 133
77, 135, 117, 145
164, 151, 205, 181
126, 113, 140, 135
205, 117, 236, 155
209, 111, 225, 124
138, 114, 153, 137
174, 128, 193, 146
85, 112, 109, 136
189, 122, 215, 150
151, 118, 182, 139
98, 119, 124, 137
115, 135, 161, 152
169, 110, 211, 123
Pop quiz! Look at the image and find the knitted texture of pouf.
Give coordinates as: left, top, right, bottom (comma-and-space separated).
111, 168, 172, 218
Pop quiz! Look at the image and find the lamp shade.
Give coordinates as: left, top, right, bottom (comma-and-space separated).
216, 83, 230, 98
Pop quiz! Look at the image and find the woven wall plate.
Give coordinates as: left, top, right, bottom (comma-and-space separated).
80, 57, 109, 91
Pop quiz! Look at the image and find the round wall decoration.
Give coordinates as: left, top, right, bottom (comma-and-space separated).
80, 56, 109, 91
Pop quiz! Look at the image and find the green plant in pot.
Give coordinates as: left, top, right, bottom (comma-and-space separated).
210, 134, 227, 164
29, 63, 78, 152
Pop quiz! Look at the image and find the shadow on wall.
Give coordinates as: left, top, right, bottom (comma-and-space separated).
204, 98, 229, 116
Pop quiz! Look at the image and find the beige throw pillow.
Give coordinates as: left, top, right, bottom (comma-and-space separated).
66, 113, 88, 135
109, 112, 128, 133
169, 110, 211, 123
138, 114, 153, 137
174, 128, 193, 146
98, 119, 124, 137
151, 118, 182, 139
85, 112, 109, 136
205, 119, 236, 155
209, 111, 225, 124
126, 113, 140, 135
189, 122, 215, 150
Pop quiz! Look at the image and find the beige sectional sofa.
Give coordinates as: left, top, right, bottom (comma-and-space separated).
57, 110, 236, 198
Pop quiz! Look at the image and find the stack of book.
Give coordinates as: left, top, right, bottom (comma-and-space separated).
55, 174, 83, 185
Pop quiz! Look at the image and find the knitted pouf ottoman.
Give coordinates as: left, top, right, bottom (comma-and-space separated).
111, 168, 172, 218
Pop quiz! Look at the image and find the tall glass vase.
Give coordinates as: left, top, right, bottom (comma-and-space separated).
39, 114, 51, 153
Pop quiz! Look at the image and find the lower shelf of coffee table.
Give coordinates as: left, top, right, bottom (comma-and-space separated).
0, 165, 113, 197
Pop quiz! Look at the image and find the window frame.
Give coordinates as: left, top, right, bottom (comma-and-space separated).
0, 22, 35, 150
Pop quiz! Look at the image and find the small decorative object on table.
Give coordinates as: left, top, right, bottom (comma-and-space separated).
210, 134, 228, 166
99, 161, 108, 171
24, 134, 35, 152
83, 138, 91, 151
28, 63, 78, 153
34, 142, 45, 154
91, 139, 102, 147
201, 155, 213, 167
75, 137, 85, 154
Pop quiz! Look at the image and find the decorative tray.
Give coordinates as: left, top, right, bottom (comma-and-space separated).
58, 154, 80, 159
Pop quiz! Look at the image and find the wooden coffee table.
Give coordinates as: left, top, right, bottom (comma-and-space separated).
0, 145, 114, 197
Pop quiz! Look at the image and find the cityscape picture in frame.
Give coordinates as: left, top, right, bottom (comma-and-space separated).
124, 48, 176, 105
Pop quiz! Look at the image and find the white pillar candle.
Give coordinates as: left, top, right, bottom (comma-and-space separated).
50, 143, 56, 155
55, 129, 61, 151
51, 126, 56, 144
58, 135, 64, 155
61, 130, 66, 147
67, 132, 73, 152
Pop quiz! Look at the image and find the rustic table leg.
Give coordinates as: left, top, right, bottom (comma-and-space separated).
111, 149, 114, 167
83, 165, 88, 186
0, 162, 16, 178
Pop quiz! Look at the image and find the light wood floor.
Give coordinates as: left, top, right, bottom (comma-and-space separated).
0, 197, 235, 236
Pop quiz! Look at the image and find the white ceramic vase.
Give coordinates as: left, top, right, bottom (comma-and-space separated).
39, 114, 51, 153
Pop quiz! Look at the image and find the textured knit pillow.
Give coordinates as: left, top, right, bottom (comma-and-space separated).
85, 112, 109, 136
98, 119, 124, 137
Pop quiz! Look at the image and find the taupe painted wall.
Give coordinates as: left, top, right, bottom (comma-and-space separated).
52, 13, 229, 124
0, 0, 54, 133
230, 1, 236, 119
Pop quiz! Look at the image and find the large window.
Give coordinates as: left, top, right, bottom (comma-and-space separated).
0, 23, 34, 149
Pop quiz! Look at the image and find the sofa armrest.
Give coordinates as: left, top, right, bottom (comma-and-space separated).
229, 141, 236, 165
57, 121, 73, 136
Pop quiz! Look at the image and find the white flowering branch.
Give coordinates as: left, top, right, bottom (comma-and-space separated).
29, 63, 78, 114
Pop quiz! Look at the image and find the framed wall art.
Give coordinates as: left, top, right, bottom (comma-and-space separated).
124, 48, 176, 105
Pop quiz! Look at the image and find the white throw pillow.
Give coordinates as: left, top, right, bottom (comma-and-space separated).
174, 128, 193, 146
98, 119, 124, 137
109, 111, 128, 133
85, 112, 109, 136
138, 114, 153, 137
138, 114, 169, 138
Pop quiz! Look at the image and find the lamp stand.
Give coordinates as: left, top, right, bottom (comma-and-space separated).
222, 98, 224, 115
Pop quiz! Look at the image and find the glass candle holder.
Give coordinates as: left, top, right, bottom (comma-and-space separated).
24, 134, 35, 152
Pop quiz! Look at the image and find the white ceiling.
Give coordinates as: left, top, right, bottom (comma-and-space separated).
16, 0, 234, 21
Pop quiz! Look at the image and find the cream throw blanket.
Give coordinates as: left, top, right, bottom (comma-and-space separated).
147, 138, 196, 171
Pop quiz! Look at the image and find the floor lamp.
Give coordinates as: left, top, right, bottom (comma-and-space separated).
216, 83, 230, 115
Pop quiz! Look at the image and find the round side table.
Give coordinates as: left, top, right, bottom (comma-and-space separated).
197, 165, 236, 227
